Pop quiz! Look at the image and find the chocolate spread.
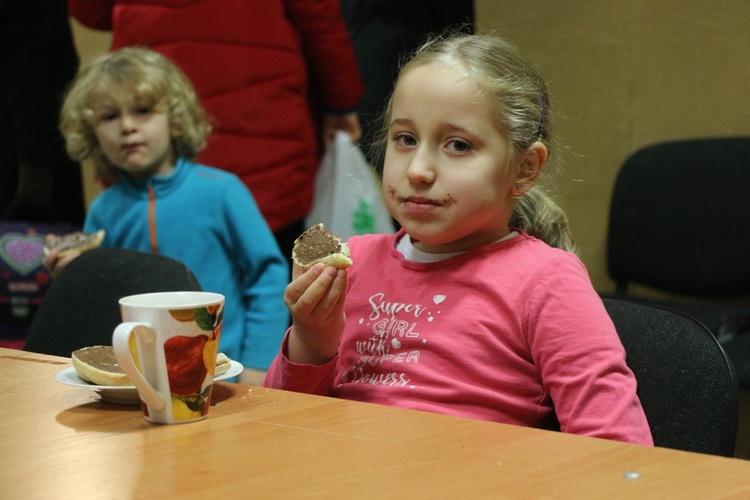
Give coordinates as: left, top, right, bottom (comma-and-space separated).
72, 346, 123, 374
294, 225, 342, 265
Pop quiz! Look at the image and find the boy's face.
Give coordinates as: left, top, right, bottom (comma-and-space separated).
382, 63, 519, 254
91, 86, 175, 179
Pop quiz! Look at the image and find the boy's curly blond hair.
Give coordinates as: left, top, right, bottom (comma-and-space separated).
60, 47, 211, 183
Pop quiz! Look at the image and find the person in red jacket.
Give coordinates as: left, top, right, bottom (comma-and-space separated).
68, 0, 364, 261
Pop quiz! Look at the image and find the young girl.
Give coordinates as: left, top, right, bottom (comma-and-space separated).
48, 48, 289, 384
264, 33, 653, 445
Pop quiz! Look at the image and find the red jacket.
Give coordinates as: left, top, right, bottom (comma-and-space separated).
69, 0, 364, 231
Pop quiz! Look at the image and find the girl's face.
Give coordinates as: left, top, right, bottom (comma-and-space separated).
91, 85, 175, 179
383, 64, 522, 254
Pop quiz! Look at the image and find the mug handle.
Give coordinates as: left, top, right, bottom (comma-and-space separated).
112, 322, 166, 411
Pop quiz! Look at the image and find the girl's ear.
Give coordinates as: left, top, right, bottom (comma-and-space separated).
511, 142, 548, 196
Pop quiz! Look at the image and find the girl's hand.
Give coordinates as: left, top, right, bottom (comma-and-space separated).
284, 263, 348, 365
42, 238, 80, 279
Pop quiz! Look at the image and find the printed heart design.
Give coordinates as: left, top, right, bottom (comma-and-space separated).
0, 233, 45, 276
433, 295, 446, 305
391, 338, 401, 349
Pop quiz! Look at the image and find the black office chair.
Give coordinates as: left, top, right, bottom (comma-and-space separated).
605, 137, 750, 386
23, 248, 202, 357
603, 297, 738, 456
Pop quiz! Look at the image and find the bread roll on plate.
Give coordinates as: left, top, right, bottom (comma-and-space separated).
214, 352, 231, 377
72, 345, 129, 386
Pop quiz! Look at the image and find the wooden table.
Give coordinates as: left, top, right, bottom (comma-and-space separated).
2, 348, 749, 498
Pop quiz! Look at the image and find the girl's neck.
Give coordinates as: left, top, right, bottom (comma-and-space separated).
400, 231, 519, 263
409, 226, 514, 255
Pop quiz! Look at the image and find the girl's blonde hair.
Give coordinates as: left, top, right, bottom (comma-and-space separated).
374, 33, 576, 253
60, 47, 211, 183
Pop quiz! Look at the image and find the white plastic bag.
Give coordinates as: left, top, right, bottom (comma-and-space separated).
305, 131, 395, 239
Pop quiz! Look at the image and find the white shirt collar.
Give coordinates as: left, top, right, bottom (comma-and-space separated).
396, 231, 519, 263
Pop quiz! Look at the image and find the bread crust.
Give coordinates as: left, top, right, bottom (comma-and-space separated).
292, 223, 352, 270
296, 246, 352, 270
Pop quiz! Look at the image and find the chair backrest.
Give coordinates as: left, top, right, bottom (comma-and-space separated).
606, 137, 750, 296
23, 248, 202, 357
603, 297, 738, 456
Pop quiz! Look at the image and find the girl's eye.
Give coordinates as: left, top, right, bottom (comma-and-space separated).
134, 105, 152, 115
394, 133, 417, 147
446, 138, 471, 153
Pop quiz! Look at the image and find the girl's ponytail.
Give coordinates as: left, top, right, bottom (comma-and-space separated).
510, 186, 577, 253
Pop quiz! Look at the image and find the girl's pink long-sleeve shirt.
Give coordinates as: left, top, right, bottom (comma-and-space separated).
266, 231, 653, 446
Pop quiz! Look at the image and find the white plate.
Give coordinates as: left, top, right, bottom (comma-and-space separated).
55, 360, 244, 405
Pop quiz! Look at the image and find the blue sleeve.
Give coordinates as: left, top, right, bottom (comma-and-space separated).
221, 177, 290, 368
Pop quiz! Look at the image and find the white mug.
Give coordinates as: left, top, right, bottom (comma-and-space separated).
112, 291, 225, 424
